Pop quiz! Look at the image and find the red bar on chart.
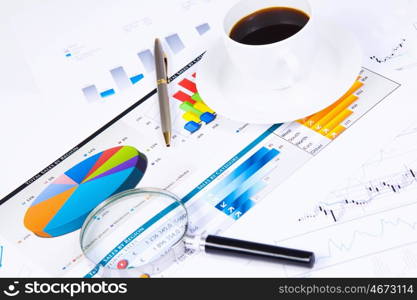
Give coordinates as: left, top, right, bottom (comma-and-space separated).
173, 91, 196, 104
179, 78, 197, 93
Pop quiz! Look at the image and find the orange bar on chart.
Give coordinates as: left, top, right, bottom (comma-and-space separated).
345, 80, 363, 96
303, 106, 336, 127
319, 109, 353, 136
302, 80, 363, 128
326, 125, 347, 140
313, 94, 358, 131
297, 117, 309, 125
303, 97, 348, 128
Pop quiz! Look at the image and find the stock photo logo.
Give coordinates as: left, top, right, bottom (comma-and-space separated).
3, 281, 20, 297
2, 281, 128, 297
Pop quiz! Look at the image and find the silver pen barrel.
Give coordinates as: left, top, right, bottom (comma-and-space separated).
154, 38, 172, 147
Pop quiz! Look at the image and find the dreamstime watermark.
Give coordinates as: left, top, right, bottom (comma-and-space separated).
2, 281, 128, 297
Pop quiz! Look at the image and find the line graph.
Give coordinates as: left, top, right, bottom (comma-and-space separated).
299, 122, 417, 224
279, 201, 417, 276
275, 121, 417, 276
298, 165, 417, 223
369, 38, 407, 63
298, 241, 417, 277
318, 217, 417, 260
397, 124, 417, 138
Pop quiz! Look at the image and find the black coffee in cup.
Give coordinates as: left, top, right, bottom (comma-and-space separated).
229, 7, 310, 45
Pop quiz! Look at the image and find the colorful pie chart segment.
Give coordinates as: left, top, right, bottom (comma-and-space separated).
24, 146, 147, 238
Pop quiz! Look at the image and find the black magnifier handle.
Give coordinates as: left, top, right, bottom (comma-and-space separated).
204, 235, 315, 268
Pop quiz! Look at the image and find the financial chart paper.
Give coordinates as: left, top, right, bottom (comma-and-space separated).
0, 0, 412, 277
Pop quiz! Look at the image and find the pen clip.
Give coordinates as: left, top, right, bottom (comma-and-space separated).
163, 53, 168, 82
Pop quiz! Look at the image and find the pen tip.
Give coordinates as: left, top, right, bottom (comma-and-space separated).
163, 132, 171, 148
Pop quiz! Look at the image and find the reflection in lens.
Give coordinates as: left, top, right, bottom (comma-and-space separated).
80, 189, 188, 273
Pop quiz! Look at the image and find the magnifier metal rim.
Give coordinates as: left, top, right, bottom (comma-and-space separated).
80, 187, 189, 271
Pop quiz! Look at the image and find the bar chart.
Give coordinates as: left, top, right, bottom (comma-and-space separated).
297, 79, 364, 140
165, 34, 185, 54
82, 65, 144, 102
81, 23, 211, 102
173, 73, 217, 134
276, 68, 400, 155
137, 50, 155, 73
205, 147, 280, 220
196, 23, 210, 35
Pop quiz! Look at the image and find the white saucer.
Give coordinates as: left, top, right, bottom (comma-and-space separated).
196, 19, 362, 124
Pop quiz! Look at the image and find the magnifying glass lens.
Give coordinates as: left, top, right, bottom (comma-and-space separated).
80, 189, 188, 272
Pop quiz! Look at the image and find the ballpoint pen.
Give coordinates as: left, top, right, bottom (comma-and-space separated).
154, 38, 172, 147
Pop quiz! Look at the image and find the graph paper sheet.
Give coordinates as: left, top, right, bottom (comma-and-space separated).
184, 120, 417, 278
0, 0, 415, 277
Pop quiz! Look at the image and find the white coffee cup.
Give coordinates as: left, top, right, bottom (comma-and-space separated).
223, 0, 316, 90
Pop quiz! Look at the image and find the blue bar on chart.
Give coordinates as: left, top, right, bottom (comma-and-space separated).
204, 147, 270, 203
216, 182, 264, 216
196, 23, 210, 35
184, 121, 201, 133
231, 195, 257, 220
138, 49, 155, 73
110, 67, 131, 90
100, 89, 116, 98
181, 124, 282, 204
130, 73, 144, 84
165, 33, 185, 54
214, 155, 276, 213
213, 148, 279, 219
82, 85, 100, 102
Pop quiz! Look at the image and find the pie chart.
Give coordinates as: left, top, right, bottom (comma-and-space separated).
24, 146, 147, 238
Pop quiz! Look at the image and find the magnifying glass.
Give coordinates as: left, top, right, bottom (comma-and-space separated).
80, 188, 315, 277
